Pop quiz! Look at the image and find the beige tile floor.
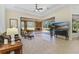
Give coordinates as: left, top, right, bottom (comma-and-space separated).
21, 32, 79, 54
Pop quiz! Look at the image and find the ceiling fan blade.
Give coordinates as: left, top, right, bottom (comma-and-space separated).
38, 8, 43, 10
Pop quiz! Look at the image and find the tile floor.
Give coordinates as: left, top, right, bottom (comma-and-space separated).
21, 32, 79, 54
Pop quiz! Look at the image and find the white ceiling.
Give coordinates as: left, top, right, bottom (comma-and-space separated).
5, 4, 67, 19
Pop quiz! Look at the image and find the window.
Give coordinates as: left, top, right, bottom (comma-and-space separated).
43, 20, 50, 28
43, 20, 54, 32
27, 22, 35, 30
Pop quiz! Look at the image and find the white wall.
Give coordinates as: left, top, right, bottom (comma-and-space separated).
72, 5, 79, 14
54, 7, 71, 22
0, 5, 6, 33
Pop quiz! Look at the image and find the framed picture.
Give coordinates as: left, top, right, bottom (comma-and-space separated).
9, 18, 18, 28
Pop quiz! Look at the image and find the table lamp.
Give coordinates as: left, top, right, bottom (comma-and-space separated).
7, 27, 18, 45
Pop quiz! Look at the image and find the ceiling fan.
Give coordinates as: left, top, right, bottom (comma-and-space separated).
34, 4, 44, 12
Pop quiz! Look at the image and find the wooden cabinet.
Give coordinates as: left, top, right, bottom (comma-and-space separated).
35, 21, 42, 31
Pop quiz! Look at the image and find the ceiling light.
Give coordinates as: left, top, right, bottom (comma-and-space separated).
34, 4, 45, 12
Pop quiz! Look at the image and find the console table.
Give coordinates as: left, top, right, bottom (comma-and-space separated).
0, 41, 23, 54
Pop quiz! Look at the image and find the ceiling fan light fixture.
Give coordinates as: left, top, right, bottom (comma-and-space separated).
34, 4, 44, 12
38, 8, 43, 10
35, 9, 39, 12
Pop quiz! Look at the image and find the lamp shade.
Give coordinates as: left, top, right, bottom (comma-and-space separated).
7, 28, 18, 35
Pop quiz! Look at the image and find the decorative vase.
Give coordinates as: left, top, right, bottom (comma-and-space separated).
4, 39, 8, 44
11, 35, 15, 45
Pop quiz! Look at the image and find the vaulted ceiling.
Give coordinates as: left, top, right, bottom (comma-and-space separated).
5, 4, 67, 19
